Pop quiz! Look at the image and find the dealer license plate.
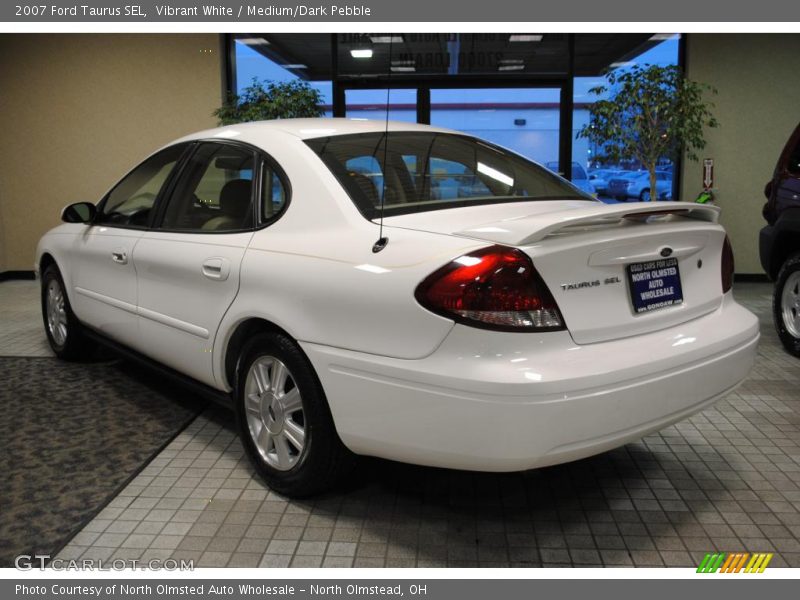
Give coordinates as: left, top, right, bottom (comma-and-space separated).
627, 258, 683, 314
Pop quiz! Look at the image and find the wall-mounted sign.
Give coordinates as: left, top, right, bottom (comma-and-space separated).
703, 158, 714, 190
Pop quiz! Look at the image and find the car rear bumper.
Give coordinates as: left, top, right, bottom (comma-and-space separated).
301, 294, 759, 472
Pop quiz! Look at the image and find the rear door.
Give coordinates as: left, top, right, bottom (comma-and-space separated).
131, 142, 287, 387
70, 144, 188, 344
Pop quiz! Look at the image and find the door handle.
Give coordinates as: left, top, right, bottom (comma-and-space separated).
201, 258, 230, 281
111, 250, 128, 265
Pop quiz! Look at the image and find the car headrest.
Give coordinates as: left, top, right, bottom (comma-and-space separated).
219, 179, 252, 217
348, 171, 379, 206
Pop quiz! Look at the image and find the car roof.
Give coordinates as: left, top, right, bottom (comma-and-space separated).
170, 118, 460, 146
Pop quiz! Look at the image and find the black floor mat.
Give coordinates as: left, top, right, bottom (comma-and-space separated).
0, 357, 206, 566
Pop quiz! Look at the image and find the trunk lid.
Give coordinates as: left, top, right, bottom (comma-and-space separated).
384, 200, 726, 344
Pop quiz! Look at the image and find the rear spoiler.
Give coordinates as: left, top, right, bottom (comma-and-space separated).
456, 202, 721, 246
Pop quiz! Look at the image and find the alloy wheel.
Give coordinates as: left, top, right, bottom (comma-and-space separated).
781, 271, 800, 338
243, 356, 306, 471
46, 279, 68, 347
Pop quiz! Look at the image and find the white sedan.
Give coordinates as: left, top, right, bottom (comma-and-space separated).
36, 119, 759, 496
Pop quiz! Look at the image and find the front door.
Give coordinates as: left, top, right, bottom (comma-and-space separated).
71, 144, 187, 344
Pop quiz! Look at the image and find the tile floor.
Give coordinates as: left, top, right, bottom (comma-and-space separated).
0, 280, 52, 357
2, 280, 799, 567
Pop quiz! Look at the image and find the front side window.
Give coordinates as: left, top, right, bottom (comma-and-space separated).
97, 144, 187, 227
306, 132, 595, 219
160, 143, 256, 232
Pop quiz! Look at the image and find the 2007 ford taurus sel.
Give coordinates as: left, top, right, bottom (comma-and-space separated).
37, 119, 759, 496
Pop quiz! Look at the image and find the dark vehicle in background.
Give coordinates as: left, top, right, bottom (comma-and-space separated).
760, 121, 800, 356
607, 172, 639, 200
588, 169, 626, 195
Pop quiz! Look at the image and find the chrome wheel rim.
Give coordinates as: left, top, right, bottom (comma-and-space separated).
642, 190, 651, 201
244, 356, 306, 471
46, 279, 68, 347
782, 272, 800, 338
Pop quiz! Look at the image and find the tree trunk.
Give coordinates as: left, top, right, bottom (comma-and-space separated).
647, 165, 658, 202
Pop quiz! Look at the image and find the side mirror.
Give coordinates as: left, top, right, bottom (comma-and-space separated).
61, 202, 96, 224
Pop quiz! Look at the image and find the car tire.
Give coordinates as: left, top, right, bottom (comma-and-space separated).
639, 189, 651, 202
41, 264, 95, 360
773, 252, 800, 357
234, 332, 354, 497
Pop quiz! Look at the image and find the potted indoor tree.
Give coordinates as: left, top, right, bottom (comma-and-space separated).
214, 78, 324, 125
577, 64, 718, 201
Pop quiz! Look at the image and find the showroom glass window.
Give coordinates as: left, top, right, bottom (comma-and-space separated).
234, 36, 332, 117
430, 88, 562, 166
96, 144, 187, 228
345, 89, 417, 123
160, 144, 256, 232
573, 34, 681, 203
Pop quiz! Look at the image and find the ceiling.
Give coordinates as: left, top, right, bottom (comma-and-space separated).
234, 33, 667, 82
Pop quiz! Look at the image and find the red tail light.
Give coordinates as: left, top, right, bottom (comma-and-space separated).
414, 245, 565, 332
721, 235, 734, 293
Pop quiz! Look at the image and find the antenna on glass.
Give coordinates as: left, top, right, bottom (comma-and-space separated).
372, 36, 392, 254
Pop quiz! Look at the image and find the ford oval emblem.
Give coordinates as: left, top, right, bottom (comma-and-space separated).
660, 247, 673, 257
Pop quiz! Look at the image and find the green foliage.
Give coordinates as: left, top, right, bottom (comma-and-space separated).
214, 79, 324, 125
577, 64, 718, 200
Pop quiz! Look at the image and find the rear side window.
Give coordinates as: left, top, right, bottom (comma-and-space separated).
260, 162, 288, 223
160, 143, 256, 232
97, 144, 187, 228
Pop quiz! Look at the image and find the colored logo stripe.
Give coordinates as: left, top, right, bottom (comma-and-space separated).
720, 553, 736, 572
697, 553, 726, 573
745, 553, 773, 573
733, 553, 750, 573
697, 552, 773, 573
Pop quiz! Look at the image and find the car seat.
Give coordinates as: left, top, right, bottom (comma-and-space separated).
202, 179, 252, 231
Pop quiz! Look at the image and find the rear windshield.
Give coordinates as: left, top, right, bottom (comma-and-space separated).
305, 132, 595, 219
